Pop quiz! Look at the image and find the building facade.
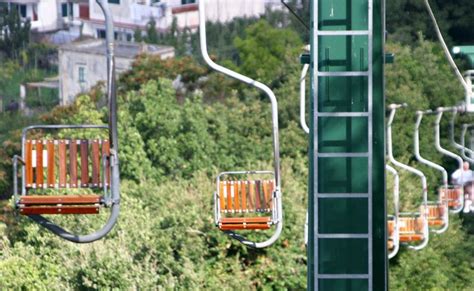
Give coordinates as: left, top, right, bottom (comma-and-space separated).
1, 0, 279, 42
58, 39, 174, 104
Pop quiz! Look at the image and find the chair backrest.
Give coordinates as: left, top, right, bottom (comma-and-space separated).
219, 180, 275, 213
24, 139, 110, 189
387, 220, 395, 236
421, 205, 445, 219
439, 187, 462, 207
399, 217, 424, 234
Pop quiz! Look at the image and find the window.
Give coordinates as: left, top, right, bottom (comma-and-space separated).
78, 67, 86, 83
181, 0, 196, 4
97, 29, 106, 39
62, 3, 68, 17
108, 0, 120, 4
19, 5, 27, 18
62, 3, 73, 17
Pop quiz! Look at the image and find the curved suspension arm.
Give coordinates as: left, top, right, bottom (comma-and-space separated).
30, 0, 120, 243
415, 111, 448, 188
450, 111, 474, 163
300, 64, 310, 134
387, 105, 428, 207
199, 0, 281, 248
461, 124, 474, 165
387, 104, 429, 251
386, 165, 400, 259
414, 111, 449, 234
435, 108, 464, 213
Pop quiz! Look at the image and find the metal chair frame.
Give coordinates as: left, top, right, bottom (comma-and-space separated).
200, 0, 282, 248
11, 0, 120, 243
387, 104, 429, 251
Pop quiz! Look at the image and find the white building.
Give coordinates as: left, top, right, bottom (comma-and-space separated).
0, 0, 80, 33
82, 0, 273, 41
58, 39, 174, 104
1, 0, 281, 41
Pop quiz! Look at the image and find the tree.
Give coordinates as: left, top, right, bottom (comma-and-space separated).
0, 5, 31, 59
145, 18, 158, 44
234, 20, 302, 86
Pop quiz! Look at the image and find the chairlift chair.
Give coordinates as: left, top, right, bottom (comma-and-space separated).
413, 110, 449, 233
387, 104, 429, 251
200, 0, 282, 248
11, 0, 120, 243
434, 108, 464, 213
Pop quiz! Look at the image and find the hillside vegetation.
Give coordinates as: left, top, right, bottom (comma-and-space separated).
0, 18, 473, 289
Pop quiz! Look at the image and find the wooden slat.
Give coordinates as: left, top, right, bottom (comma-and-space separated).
241, 181, 247, 211
20, 194, 101, 205
36, 142, 44, 188
19, 205, 100, 215
227, 181, 233, 211
248, 181, 255, 212
263, 180, 274, 210
69, 140, 78, 187
399, 234, 424, 242
80, 140, 89, 187
58, 140, 67, 188
234, 181, 240, 211
268, 180, 275, 209
255, 180, 262, 211
219, 224, 271, 230
47, 140, 55, 188
91, 140, 100, 187
220, 217, 271, 223
25, 140, 33, 187
219, 181, 226, 212
102, 140, 110, 186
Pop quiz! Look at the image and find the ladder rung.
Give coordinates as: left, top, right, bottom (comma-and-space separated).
317, 193, 370, 198
318, 234, 370, 239
318, 153, 369, 158
318, 30, 370, 36
318, 112, 369, 117
317, 274, 370, 279
318, 71, 370, 77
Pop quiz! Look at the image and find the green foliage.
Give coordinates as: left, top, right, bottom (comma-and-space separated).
387, 0, 474, 46
234, 20, 302, 85
0, 13, 473, 290
0, 5, 31, 59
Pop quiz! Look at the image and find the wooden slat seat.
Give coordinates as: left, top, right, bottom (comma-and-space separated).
19, 205, 100, 215
398, 217, 424, 242
420, 204, 446, 226
18, 195, 101, 215
19, 139, 110, 216
387, 220, 395, 250
217, 179, 275, 230
19, 195, 101, 205
219, 217, 272, 230
439, 187, 462, 208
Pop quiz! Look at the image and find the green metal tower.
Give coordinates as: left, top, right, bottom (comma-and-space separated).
307, 0, 387, 290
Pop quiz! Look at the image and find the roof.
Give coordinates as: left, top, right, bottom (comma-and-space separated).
59, 39, 175, 59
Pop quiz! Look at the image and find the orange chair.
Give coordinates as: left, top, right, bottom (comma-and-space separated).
420, 204, 446, 227
439, 186, 463, 210
398, 216, 425, 242
16, 139, 110, 215
217, 179, 275, 230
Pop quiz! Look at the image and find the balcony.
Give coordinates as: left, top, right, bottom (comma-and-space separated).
131, 3, 165, 25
